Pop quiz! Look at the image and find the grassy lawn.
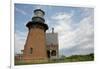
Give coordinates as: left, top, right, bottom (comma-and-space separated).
15, 53, 94, 65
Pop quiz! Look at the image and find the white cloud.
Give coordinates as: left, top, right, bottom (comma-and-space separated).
15, 7, 28, 15
51, 12, 73, 20
14, 31, 28, 54
34, 5, 43, 9
50, 10, 94, 56
51, 12, 73, 33
51, 12, 74, 49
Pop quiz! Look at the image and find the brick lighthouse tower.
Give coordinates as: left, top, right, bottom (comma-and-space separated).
22, 9, 48, 63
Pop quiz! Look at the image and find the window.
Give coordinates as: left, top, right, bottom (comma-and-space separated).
30, 48, 33, 54
51, 50, 56, 56
47, 50, 50, 58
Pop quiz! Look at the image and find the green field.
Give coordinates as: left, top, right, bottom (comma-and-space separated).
59, 53, 94, 62
15, 53, 94, 65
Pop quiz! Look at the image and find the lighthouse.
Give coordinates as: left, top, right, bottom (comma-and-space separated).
22, 9, 48, 63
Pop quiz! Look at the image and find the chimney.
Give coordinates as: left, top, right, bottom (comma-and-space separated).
52, 28, 54, 33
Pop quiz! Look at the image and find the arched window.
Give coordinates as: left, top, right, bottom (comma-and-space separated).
51, 50, 56, 56
30, 48, 33, 54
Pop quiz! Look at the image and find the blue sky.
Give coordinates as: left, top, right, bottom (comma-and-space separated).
15, 3, 94, 56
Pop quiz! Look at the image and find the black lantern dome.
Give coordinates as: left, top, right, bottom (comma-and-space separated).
26, 9, 48, 31
32, 9, 45, 23
34, 9, 45, 17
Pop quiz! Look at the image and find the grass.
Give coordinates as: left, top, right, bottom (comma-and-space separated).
61, 53, 94, 62
15, 53, 94, 65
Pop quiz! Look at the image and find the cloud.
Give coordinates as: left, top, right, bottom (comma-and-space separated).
14, 31, 28, 54
80, 8, 94, 17
33, 5, 48, 11
15, 7, 28, 15
50, 9, 94, 56
51, 12, 73, 33
51, 12, 73, 20
35, 5, 44, 9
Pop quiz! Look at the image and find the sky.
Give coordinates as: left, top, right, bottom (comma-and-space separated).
15, 3, 94, 56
